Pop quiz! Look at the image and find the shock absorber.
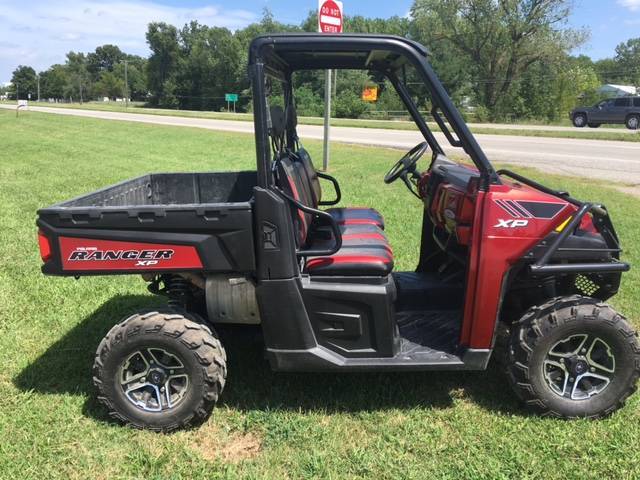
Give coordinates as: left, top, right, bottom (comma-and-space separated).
165, 275, 191, 310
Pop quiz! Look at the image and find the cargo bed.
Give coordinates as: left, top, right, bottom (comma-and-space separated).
37, 172, 258, 275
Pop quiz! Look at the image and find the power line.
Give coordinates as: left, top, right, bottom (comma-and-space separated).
405, 66, 640, 87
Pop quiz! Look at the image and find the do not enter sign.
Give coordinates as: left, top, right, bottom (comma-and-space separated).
318, 0, 343, 33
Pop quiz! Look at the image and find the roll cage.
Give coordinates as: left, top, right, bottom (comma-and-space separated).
248, 33, 501, 189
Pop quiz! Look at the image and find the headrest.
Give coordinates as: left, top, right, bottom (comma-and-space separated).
286, 104, 298, 131
268, 105, 286, 138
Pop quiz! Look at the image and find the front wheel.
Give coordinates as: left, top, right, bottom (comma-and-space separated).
572, 113, 587, 128
626, 115, 639, 130
93, 311, 227, 432
506, 296, 640, 419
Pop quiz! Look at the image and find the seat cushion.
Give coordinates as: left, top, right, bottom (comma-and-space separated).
327, 207, 385, 229
339, 223, 388, 238
305, 247, 394, 276
312, 231, 392, 255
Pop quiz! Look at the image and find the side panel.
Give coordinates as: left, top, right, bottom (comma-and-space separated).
301, 276, 398, 358
253, 187, 299, 280
462, 183, 573, 348
37, 197, 256, 276
256, 278, 317, 350
37, 225, 252, 275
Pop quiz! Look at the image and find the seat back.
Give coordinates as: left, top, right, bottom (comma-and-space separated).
285, 105, 323, 208
296, 148, 322, 207
268, 104, 306, 246
275, 154, 315, 247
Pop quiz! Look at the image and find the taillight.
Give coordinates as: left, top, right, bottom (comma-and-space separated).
38, 230, 52, 262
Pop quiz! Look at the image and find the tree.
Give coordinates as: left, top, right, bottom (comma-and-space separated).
65, 52, 91, 102
39, 64, 69, 100
508, 54, 600, 121
614, 38, 640, 86
177, 22, 244, 110
94, 71, 124, 99
411, 0, 587, 119
146, 22, 180, 107
294, 85, 323, 116
10, 65, 37, 100
334, 90, 371, 118
87, 44, 125, 78
594, 58, 620, 85
112, 56, 148, 101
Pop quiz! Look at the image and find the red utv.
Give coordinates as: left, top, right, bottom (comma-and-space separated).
36, 34, 639, 431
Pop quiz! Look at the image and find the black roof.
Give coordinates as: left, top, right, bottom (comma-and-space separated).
248, 33, 429, 72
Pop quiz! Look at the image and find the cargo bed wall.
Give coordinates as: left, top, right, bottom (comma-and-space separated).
37, 171, 258, 276
58, 171, 257, 207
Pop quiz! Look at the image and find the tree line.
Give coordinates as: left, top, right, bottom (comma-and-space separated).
7, 1, 640, 122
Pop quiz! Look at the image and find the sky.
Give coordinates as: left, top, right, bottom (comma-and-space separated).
1, 0, 639, 84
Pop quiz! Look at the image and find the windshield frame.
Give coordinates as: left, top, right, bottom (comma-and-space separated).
249, 34, 501, 189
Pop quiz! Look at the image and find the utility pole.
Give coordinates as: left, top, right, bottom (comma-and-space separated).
79, 78, 83, 104
123, 60, 129, 108
37, 74, 40, 102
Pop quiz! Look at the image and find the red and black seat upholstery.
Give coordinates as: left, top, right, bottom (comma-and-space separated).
271, 105, 393, 276
305, 248, 393, 276
295, 148, 384, 230
285, 106, 384, 229
275, 153, 393, 277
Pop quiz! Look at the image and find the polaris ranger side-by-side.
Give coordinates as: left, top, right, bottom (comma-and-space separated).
36, 35, 639, 431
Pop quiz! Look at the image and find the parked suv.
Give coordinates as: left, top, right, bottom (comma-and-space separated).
571, 96, 640, 129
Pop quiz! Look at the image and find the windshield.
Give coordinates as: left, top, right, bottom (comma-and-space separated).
292, 64, 474, 165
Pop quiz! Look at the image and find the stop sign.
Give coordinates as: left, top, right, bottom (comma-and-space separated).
318, 0, 343, 33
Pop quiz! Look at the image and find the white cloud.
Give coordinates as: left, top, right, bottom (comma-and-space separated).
0, 0, 258, 82
618, 0, 640, 11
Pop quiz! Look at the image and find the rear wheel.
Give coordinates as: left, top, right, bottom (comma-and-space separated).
506, 296, 640, 418
573, 113, 587, 128
626, 115, 639, 130
93, 311, 226, 432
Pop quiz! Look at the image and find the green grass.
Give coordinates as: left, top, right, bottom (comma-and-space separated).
1, 110, 640, 479
5, 100, 639, 142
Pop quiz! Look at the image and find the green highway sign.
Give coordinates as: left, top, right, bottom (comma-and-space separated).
225, 93, 238, 102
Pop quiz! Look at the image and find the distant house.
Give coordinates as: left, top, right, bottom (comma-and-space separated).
597, 84, 637, 97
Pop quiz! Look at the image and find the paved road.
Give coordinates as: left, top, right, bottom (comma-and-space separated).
468, 122, 634, 134
4, 104, 640, 184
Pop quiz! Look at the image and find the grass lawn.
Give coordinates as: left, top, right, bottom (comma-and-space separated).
4, 100, 639, 143
1, 110, 640, 479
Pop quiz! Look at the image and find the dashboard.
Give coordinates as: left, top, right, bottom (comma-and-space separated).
420, 155, 480, 247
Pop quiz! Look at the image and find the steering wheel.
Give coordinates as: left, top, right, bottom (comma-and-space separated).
384, 141, 429, 186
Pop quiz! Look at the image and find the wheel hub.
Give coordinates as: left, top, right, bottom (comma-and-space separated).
567, 357, 589, 376
148, 368, 167, 386
119, 347, 190, 412
543, 334, 615, 400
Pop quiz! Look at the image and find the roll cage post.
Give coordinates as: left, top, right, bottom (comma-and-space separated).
250, 61, 272, 189
408, 53, 501, 188
387, 72, 443, 157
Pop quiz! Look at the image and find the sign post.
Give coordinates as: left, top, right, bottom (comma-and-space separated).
318, 0, 343, 171
225, 93, 239, 113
